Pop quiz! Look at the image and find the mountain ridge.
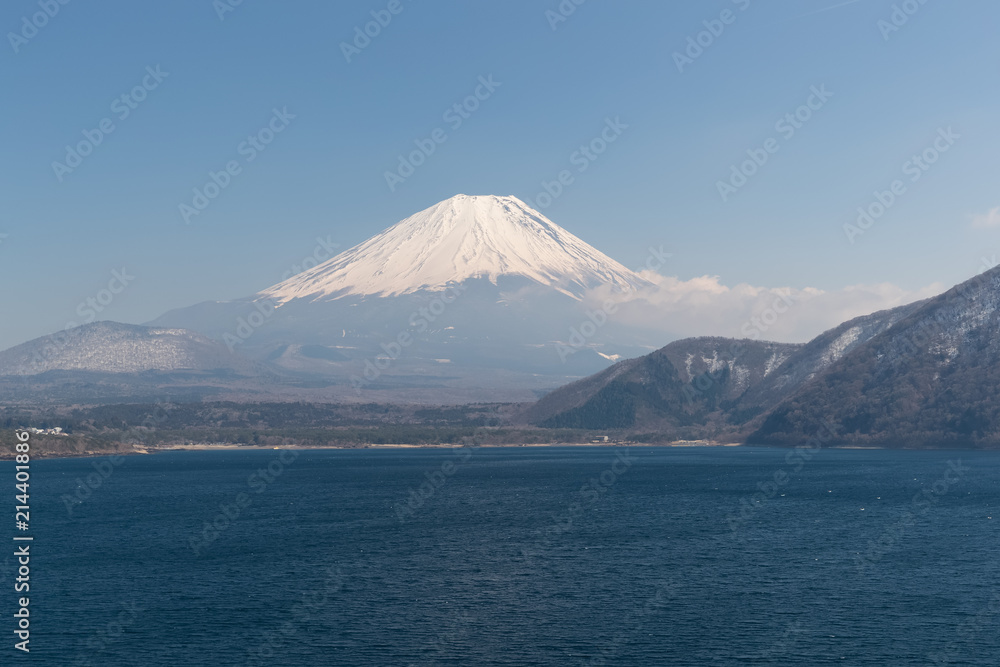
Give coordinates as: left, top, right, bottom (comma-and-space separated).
748, 264, 1000, 447
521, 298, 938, 438
522, 264, 1000, 447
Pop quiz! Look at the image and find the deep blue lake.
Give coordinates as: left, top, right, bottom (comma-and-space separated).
3, 446, 999, 666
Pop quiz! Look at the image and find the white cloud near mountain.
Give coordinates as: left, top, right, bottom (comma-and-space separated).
972, 207, 1000, 229
586, 272, 947, 345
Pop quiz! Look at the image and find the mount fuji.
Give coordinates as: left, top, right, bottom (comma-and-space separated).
261, 194, 649, 303
150, 195, 662, 401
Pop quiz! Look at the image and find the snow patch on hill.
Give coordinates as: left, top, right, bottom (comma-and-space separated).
0, 322, 244, 375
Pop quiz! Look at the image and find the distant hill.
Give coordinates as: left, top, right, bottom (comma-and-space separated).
522, 299, 935, 442
0, 321, 258, 375
0, 322, 282, 404
526, 265, 1000, 448
520, 338, 801, 434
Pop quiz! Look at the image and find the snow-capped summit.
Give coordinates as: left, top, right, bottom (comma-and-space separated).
259, 194, 649, 304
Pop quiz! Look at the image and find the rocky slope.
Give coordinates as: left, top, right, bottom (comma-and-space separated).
520, 338, 802, 432
523, 300, 934, 438
749, 265, 1000, 448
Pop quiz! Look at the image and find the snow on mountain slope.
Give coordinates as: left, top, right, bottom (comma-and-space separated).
0, 322, 255, 375
259, 194, 650, 303
520, 337, 803, 428
735, 300, 926, 412
749, 265, 1000, 446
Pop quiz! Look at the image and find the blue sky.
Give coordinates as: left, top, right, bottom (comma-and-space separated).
2, 0, 998, 349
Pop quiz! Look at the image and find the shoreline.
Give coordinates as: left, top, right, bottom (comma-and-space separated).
5, 440, 992, 461
3, 440, 746, 460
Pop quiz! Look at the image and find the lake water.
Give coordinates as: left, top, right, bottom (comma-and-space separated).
4, 446, 1000, 666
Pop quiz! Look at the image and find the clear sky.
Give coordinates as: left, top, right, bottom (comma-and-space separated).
2, 0, 998, 349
